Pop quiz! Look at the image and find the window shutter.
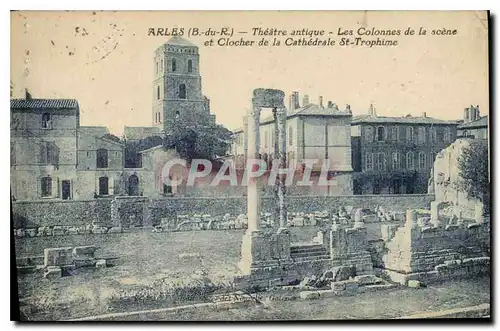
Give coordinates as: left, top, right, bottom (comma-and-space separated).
52, 177, 60, 198
108, 177, 114, 195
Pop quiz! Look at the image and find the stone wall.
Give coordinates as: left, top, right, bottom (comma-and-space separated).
12, 198, 112, 228
12, 194, 434, 229
382, 216, 490, 274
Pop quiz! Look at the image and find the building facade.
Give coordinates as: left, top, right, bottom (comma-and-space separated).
231, 93, 354, 196
151, 36, 215, 134
351, 105, 458, 195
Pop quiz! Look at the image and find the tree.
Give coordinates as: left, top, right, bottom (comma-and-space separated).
165, 123, 233, 162
457, 139, 490, 212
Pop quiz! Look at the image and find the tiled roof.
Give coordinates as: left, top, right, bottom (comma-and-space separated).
351, 114, 458, 125
457, 116, 488, 129
166, 36, 197, 47
10, 99, 79, 109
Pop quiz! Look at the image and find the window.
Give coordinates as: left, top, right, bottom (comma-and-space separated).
376, 126, 385, 141
364, 126, 374, 142
431, 127, 437, 142
163, 183, 172, 194
406, 127, 414, 142
179, 84, 186, 99
187, 59, 193, 73
444, 127, 451, 142
406, 152, 415, 169
161, 59, 164, 72
172, 58, 177, 72
288, 126, 293, 146
156, 61, 158, 74
98, 177, 109, 195
462, 130, 468, 137
392, 152, 401, 169
41, 176, 52, 197
42, 112, 52, 129
375, 153, 386, 171
391, 126, 399, 141
175, 111, 180, 119
96, 149, 108, 168
417, 127, 426, 144
418, 152, 426, 169
365, 153, 374, 170
128, 174, 140, 196
39, 142, 59, 166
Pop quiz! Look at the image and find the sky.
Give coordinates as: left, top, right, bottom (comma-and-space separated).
10, 10, 489, 135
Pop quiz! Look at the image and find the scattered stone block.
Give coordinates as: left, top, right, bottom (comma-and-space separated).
44, 266, 62, 279
95, 259, 107, 268
407, 280, 421, 288
355, 274, 383, 285
92, 226, 108, 234
330, 281, 346, 291
299, 275, 317, 288
44, 247, 73, 267
299, 291, 320, 300
108, 226, 123, 233
52, 226, 65, 236
25, 228, 37, 238
36, 227, 46, 237
73, 246, 96, 259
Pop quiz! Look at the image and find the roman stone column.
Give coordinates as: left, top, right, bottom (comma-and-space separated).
276, 106, 288, 231
246, 104, 262, 232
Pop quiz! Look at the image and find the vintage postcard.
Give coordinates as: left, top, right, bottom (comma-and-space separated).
10, 10, 490, 321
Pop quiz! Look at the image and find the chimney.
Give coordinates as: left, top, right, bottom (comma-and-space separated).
464, 107, 470, 122
331, 103, 339, 111
327, 101, 333, 108
474, 105, 480, 121
294, 92, 300, 109
302, 94, 309, 106
289, 94, 296, 111
421, 111, 427, 118
319, 96, 323, 108
368, 104, 377, 117
25, 88, 32, 100
345, 104, 352, 114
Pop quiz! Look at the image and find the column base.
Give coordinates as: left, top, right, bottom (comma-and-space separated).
239, 229, 292, 275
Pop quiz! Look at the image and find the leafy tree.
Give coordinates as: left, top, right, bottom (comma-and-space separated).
457, 139, 490, 213
166, 123, 233, 162
102, 133, 121, 143
125, 135, 163, 168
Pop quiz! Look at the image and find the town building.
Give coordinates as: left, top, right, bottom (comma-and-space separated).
231, 92, 354, 196
457, 105, 488, 140
350, 105, 458, 195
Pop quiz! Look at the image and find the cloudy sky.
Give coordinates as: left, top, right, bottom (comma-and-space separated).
11, 10, 489, 135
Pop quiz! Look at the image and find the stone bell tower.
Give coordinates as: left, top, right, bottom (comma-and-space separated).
152, 36, 210, 134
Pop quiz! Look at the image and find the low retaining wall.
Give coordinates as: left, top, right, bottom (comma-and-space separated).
12, 194, 435, 229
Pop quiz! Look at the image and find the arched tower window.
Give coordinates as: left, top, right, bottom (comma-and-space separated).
187, 59, 193, 73
288, 126, 293, 146
179, 84, 186, 99
157, 86, 160, 100
172, 58, 177, 72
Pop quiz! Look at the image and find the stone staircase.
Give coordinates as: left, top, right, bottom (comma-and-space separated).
290, 243, 330, 262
